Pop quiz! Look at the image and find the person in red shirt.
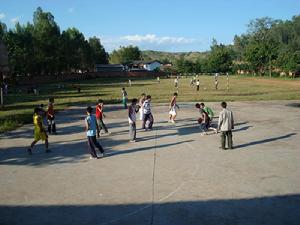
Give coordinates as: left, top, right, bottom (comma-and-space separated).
96, 99, 111, 137
47, 97, 57, 134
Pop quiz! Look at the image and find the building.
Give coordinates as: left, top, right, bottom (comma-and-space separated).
129, 60, 161, 71
95, 64, 125, 72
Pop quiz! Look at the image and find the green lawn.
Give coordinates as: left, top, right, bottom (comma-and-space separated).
1, 75, 300, 133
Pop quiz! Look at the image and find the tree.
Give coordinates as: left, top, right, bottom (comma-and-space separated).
110, 45, 141, 64
32, 7, 61, 75
88, 37, 108, 65
206, 39, 233, 73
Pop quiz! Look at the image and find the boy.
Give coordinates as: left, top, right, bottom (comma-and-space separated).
139, 93, 146, 121
27, 107, 50, 155
195, 103, 209, 135
169, 93, 179, 123
217, 102, 234, 150
200, 102, 217, 132
128, 98, 140, 142
96, 99, 111, 137
196, 79, 200, 91
142, 95, 154, 130
121, 87, 128, 109
85, 106, 105, 159
47, 97, 57, 134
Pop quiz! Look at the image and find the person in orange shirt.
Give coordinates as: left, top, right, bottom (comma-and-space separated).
47, 97, 57, 134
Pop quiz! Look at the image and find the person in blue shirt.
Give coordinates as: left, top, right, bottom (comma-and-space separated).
85, 106, 105, 159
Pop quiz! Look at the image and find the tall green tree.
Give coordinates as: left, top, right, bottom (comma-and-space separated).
110, 45, 141, 64
88, 37, 108, 65
32, 7, 61, 75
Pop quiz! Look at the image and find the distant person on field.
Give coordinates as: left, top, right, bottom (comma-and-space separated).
217, 101, 234, 150
96, 99, 111, 137
195, 103, 209, 135
27, 107, 50, 155
169, 92, 179, 123
142, 95, 154, 130
128, 79, 132, 87
121, 87, 128, 109
85, 106, 105, 159
47, 97, 57, 134
174, 77, 178, 88
128, 98, 140, 142
196, 79, 200, 91
157, 76, 160, 83
139, 93, 146, 121
214, 73, 219, 90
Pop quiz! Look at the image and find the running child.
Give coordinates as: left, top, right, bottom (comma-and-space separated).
27, 107, 50, 155
139, 93, 146, 121
169, 92, 179, 123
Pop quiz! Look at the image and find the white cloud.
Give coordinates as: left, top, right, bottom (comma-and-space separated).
100, 34, 203, 52
10, 17, 20, 24
120, 34, 195, 44
0, 13, 5, 20
68, 8, 75, 13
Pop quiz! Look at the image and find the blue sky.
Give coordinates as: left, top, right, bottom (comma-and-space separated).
0, 0, 299, 52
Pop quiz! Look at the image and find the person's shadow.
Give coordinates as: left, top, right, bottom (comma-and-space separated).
234, 133, 297, 149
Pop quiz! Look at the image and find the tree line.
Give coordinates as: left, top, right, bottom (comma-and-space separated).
0, 7, 108, 77
175, 16, 300, 76
0, 7, 299, 78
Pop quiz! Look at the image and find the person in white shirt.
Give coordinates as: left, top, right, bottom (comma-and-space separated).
217, 101, 234, 150
142, 95, 154, 130
128, 98, 139, 142
169, 92, 179, 123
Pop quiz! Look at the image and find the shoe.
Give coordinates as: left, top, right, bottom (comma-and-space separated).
45, 149, 52, 153
171, 120, 175, 123
219, 147, 226, 150
129, 140, 136, 143
200, 132, 207, 136
105, 132, 112, 135
98, 153, 105, 158
229, 147, 234, 150
89, 156, 98, 159
27, 148, 32, 155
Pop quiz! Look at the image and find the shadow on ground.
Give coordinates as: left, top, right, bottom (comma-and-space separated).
1, 194, 299, 225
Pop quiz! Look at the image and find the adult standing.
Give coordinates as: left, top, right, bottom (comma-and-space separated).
217, 102, 234, 150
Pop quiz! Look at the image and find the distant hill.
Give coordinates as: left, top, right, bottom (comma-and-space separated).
141, 50, 209, 63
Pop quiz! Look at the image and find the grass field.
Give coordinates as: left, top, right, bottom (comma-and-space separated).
1, 75, 300, 133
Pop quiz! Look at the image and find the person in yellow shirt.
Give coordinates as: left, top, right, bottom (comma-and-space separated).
27, 107, 50, 155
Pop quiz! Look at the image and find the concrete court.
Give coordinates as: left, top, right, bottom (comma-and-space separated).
0, 101, 300, 225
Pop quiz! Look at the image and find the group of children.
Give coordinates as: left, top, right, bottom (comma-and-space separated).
27, 89, 234, 158
27, 97, 56, 155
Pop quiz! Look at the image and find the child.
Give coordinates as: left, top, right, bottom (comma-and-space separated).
195, 103, 209, 135
200, 102, 217, 132
142, 95, 154, 130
27, 107, 50, 155
139, 93, 146, 121
95, 99, 111, 137
128, 98, 140, 142
85, 106, 105, 159
196, 80, 200, 91
121, 87, 128, 109
169, 93, 179, 123
47, 97, 57, 134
